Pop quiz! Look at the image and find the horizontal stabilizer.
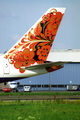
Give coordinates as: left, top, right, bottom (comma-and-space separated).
21, 61, 68, 70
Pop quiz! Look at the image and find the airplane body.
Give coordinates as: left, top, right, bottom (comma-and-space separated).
0, 8, 66, 83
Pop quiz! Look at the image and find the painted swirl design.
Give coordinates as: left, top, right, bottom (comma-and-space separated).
4, 9, 64, 73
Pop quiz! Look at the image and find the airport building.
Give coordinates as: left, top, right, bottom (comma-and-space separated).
16, 49, 80, 91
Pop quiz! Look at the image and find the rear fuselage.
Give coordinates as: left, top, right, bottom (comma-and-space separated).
0, 55, 48, 83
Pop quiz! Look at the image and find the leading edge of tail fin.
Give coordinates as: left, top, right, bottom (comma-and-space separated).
4, 8, 66, 73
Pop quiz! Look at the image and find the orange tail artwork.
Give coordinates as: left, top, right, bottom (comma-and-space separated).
3, 8, 66, 76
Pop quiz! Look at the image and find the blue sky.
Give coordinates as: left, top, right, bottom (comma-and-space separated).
0, 0, 80, 53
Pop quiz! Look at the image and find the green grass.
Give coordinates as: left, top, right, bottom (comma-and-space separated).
0, 100, 80, 120
0, 91, 80, 96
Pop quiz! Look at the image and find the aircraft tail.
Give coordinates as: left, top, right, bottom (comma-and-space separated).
4, 8, 66, 73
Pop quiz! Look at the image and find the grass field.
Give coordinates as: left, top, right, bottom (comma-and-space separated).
0, 100, 80, 120
0, 91, 80, 96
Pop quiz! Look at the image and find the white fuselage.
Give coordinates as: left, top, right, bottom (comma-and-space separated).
0, 55, 48, 83
7, 82, 18, 89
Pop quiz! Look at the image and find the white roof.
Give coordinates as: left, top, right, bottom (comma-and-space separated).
51, 49, 80, 52
47, 49, 80, 62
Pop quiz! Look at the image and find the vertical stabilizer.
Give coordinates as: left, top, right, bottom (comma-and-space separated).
4, 8, 66, 73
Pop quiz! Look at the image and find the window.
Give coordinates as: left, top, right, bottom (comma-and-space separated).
58, 85, 65, 88
38, 85, 41, 87
44, 85, 49, 88
52, 85, 58, 87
